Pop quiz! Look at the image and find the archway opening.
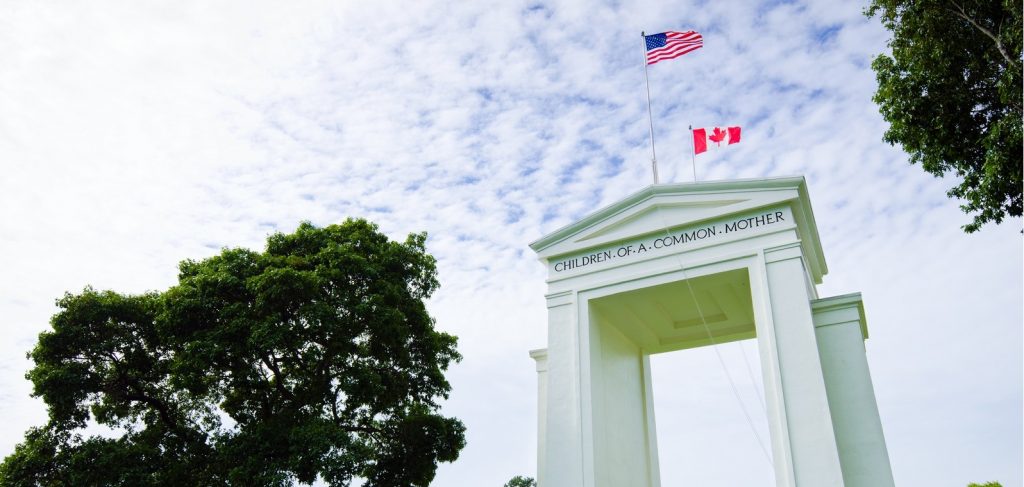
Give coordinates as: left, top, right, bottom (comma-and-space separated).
650, 340, 774, 486
588, 267, 774, 485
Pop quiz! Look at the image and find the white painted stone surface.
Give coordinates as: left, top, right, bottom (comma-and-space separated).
763, 244, 844, 486
528, 177, 893, 486
529, 349, 548, 486
812, 295, 895, 487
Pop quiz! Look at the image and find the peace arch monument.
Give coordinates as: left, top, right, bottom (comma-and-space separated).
528, 176, 894, 486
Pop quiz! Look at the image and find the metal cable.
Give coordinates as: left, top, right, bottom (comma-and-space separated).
652, 206, 774, 466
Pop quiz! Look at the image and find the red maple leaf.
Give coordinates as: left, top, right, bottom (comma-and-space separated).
708, 127, 727, 145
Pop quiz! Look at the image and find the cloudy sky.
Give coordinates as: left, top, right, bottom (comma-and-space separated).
1, 1, 1020, 486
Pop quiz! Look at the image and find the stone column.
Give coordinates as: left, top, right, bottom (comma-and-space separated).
762, 243, 845, 486
530, 348, 549, 487
540, 291, 583, 487
812, 295, 895, 487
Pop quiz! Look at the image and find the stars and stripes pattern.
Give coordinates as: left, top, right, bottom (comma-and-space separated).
644, 31, 703, 65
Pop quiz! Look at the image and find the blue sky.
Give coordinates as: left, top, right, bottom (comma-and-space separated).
1, 1, 1021, 485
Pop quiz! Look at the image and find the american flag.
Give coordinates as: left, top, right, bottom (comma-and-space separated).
644, 31, 703, 65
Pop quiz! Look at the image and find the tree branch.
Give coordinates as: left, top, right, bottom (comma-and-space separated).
260, 354, 295, 401
946, 1, 1020, 70
124, 388, 179, 432
101, 355, 184, 435
343, 424, 380, 435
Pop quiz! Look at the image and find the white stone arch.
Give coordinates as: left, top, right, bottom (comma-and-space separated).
528, 177, 893, 487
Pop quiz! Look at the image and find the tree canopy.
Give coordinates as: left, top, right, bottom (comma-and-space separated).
0, 219, 465, 486
503, 475, 537, 487
867, 0, 1022, 232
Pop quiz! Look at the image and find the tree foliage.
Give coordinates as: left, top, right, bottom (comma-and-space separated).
504, 475, 537, 487
867, 0, 1022, 232
0, 219, 465, 486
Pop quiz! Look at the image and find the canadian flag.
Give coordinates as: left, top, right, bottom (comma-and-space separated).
693, 126, 741, 154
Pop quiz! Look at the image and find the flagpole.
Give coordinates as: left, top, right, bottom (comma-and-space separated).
689, 124, 697, 182
641, 31, 658, 184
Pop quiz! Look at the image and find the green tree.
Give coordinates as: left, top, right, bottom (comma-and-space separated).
866, 0, 1022, 232
968, 482, 1003, 487
504, 475, 536, 487
0, 219, 465, 486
